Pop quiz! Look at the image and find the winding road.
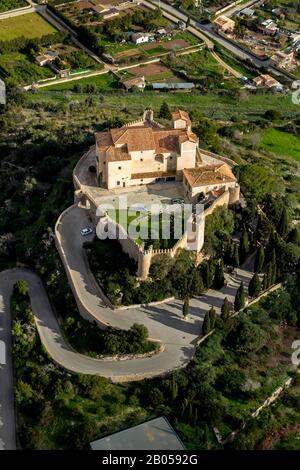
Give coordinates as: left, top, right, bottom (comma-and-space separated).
0, 224, 253, 449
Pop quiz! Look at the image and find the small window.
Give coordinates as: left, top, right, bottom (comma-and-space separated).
103, 161, 106, 165
118, 166, 122, 170
117, 181, 120, 185
170, 156, 173, 160
140, 158, 143, 162
141, 179, 143, 182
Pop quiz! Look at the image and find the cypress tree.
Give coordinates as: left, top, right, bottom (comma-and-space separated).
159, 101, 171, 119
208, 306, 216, 329
288, 227, 300, 245
254, 245, 265, 273
192, 270, 204, 296
265, 256, 277, 289
234, 281, 245, 311
171, 375, 178, 401
278, 207, 289, 238
248, 272, 261, 298
183, 297, 189, 318
262, 273, 268, 291
213, 259, 225, 289
221, 297, 231, 322
202, 311, 211, 335
232, 243, 240, 267
203, 260, 214, 289
270, 249, 277, 284
239, 227, 249, 262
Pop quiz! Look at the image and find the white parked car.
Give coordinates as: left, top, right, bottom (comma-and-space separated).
80, 227, 93, 236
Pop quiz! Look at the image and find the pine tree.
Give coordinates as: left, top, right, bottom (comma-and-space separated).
278, 207, 289, 238
202, 311, 211, 335
221, 297, 231, 322
234, 281, 245, 311
213, 259, 225, 289
254, 245, 265, 273
232, 243, 240, 267
239, 227, 249, 262
248, 272, 261, 298
183, 297, 189, 318
208, 306, 216, 329
159, 102, 171, 119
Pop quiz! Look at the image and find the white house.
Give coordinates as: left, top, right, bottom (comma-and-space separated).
131, 32, 150, 44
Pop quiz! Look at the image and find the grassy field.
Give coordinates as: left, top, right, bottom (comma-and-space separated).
260, 128, 300, 162
0, 0, 27, 13
0, 52, 55, 86
0, 12, 57, 41
42, 72, 118, 91
32, 89, 300, 120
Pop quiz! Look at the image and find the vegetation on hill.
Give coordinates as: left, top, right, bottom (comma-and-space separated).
1, 90, 300, 449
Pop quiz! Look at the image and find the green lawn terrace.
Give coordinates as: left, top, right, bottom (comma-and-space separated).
103, 205, 188, 250
0, 13, 57, 41
0, 0, 28, 13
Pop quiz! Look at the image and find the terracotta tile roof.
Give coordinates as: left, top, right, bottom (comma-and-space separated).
183, 163, 236, 188
253, 74, 280, 87
171, 109, 191, 124
131, 170, 177, 180
153, 128, 197, 153
95, 125, 197, 162
95, 131, 113, 150
106, 147, 131, 162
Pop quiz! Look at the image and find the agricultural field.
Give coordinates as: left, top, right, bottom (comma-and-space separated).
0, 52, 55, 87
42, 72, 118, 91
119, 62, 180, 84
100, 31, 199, 65
0, 0, 28, 13
260, 128, 300, 162
39, 44, 102, 72
51, 1, 200, 64
0, 13, 57, 41
55, 1, 161, 27
164, 48, 239, 90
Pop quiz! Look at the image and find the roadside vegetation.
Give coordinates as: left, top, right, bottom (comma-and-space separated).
0, 0, 27, 13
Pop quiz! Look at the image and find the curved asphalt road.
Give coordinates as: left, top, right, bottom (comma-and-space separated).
0, 213, 252, 449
